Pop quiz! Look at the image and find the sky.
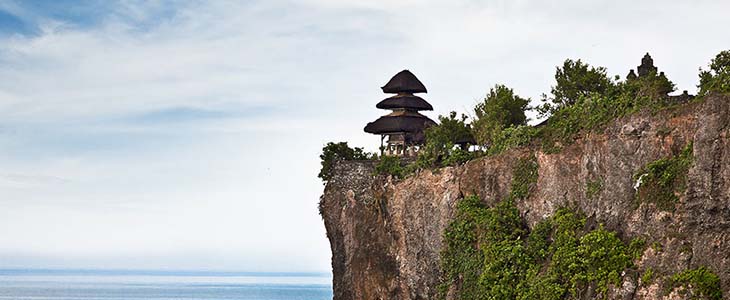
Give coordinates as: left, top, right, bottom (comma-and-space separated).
0, 0, 728, 273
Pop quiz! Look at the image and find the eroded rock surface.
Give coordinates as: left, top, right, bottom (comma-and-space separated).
320, 94, 730, 300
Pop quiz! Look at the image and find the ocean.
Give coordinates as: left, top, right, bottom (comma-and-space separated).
0, 269, 333, 300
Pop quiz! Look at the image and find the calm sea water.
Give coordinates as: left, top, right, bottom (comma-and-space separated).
0, 269, 333, 300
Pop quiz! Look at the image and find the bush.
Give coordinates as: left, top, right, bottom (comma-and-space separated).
439, 199, 640, 300
318, 142, 372, 182
699, 50, 730, 96
472, 84, 529, 146
439, 158, 642, 299
374, 155, 404, 178
671, 267, 723, 300
634, 143, 693, 211
487, 125, 540, 156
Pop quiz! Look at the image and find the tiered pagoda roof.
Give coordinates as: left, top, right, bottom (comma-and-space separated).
376, 94, 433, 111
380, 70, 428, 93
364, 70, 435, 143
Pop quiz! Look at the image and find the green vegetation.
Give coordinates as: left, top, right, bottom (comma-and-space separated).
623, 69, 675, 101
439, 159, 642, 299
628, 238, 647, 259
374, 155, 405, 178
472, 84, 530, 147
670, 267, 722, 300
486, 124, 540, 155
416, 112, 477, 168
403, 53, 702, 170
532, 56, 678, 152
439, 198, 639, 299
318, 142, 373, 181
539, 58, 617, 114
699, 50, 730, 96
509, 155, 539, 201
634, 142, 693, 211
641, 267, 654, 285
342, 51, 729, 179
586, 178, 604, 199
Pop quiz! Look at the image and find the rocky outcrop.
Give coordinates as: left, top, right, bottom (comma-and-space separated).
319, 94, 730, 300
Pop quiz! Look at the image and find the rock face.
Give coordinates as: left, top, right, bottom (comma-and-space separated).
319, 94, 730, 300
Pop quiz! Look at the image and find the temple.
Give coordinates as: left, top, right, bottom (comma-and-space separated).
626, 52, 695, 102
364, 70, 436, 157
637, 52, 658, 77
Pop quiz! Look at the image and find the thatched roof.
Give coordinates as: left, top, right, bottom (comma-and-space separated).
363, 111, 436, 135
376, 94, 433, 111
381, 70, 427, 94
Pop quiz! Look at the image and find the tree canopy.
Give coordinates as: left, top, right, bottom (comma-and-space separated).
699, 50, 730, 96
539, 59, 616, 115
472, 84, 529, 147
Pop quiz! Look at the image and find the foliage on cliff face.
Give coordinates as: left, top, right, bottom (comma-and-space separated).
439, 156, 642, 299
471, 84, 530, 147
634, 142, 694, 211
318, 142, 372, 182
439, 197, 640, 300
509, 155, 539, 201
670, 267, 723, 300
699, 50, 730, 96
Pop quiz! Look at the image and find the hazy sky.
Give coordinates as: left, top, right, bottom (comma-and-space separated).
0, 0, 728, 272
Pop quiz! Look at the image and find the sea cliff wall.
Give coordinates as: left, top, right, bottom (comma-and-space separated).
319, 94, 730, 300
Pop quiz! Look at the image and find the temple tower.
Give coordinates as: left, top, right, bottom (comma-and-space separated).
637, 52, 658, 77
364, 70, 436, 157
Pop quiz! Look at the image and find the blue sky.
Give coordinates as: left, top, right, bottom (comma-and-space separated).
0, 0, 729, 272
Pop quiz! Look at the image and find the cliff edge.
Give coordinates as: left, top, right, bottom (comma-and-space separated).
319, 94, 730, 300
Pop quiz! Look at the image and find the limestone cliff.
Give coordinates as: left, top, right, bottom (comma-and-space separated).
319, 94, 730, 300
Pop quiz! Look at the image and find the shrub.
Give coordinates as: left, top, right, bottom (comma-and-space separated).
641, 268, 654, 285
318, 142, 371, 182
509, 155, 539, 201
699, 50, 730, 96
634, 142, 693, 211
487, 125, 540, 156
472, 84, 529, 147
374, 155, 404, 178
439, 199, 640, 300
586, 178, 604, 199
671, 267, 723, 300
439, 158, 641, 299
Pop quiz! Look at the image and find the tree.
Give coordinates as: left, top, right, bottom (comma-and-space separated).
318, 142, 371, 181
539, 59, 616, 114
417, 112, 474, 167
699, 50, 730, 96
472, 84, 529, 146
